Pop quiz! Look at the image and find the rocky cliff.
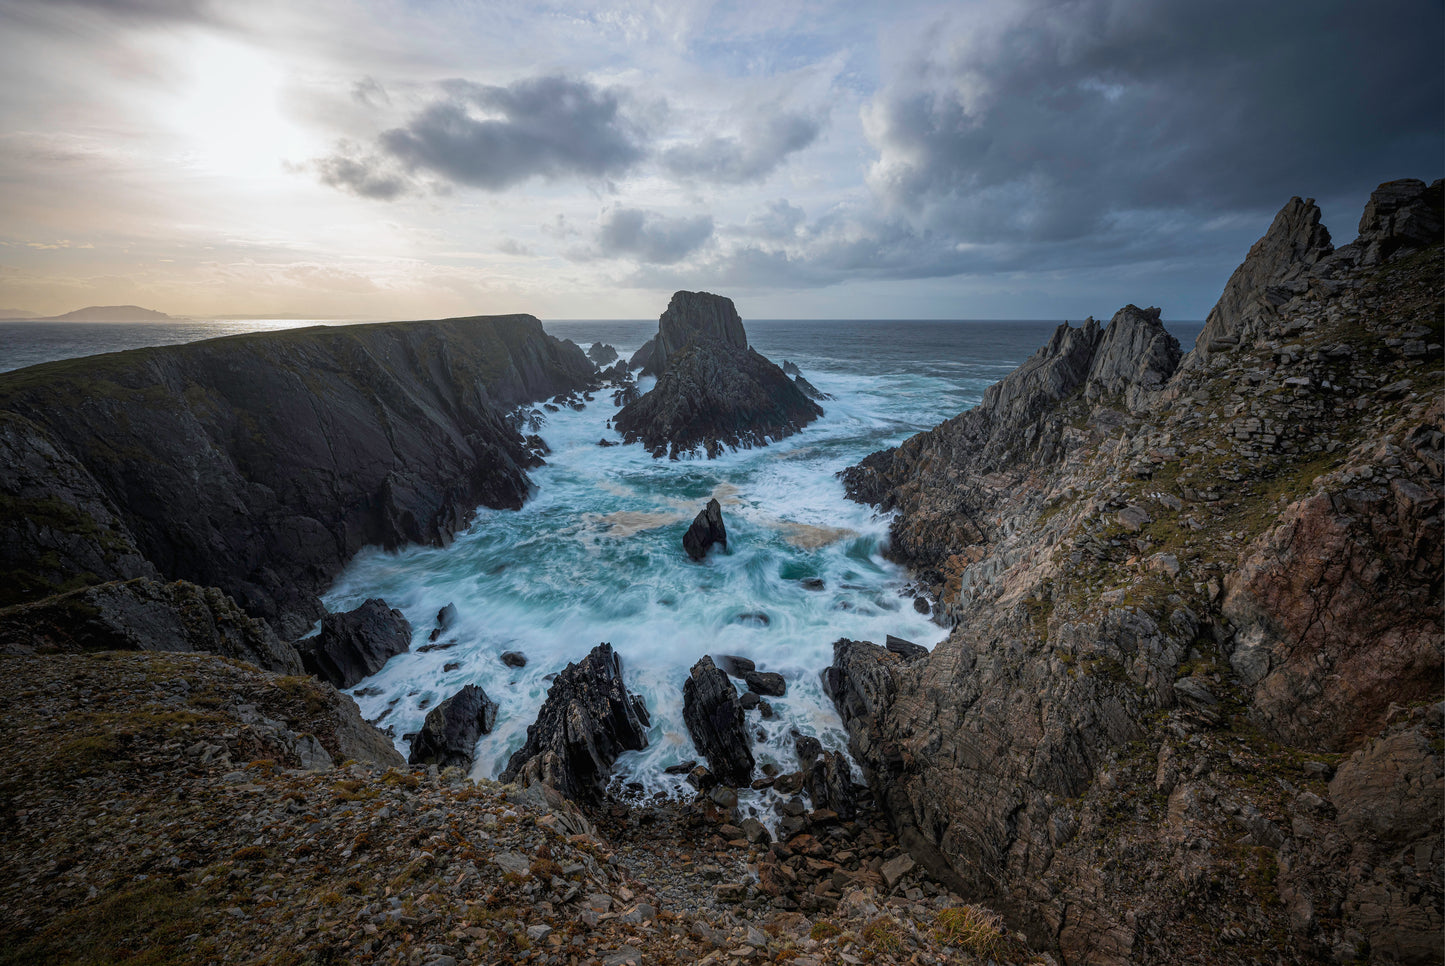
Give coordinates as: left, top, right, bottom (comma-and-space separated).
836, 178, 1443, 963
616, 291, 822, 458
0, 315, 594, 639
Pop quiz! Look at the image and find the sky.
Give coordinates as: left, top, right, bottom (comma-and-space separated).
0, 0, 1439, 321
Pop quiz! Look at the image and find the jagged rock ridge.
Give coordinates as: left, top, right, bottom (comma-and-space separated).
834, 178, 1444, 963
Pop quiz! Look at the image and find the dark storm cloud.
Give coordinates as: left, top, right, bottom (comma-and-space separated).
384, 76, 645, 190
662, 110, 821, 184
864, 0, 1444, 244
580, 207, 715, 265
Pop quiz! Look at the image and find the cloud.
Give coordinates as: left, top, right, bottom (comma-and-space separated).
316, 75, 649, 198
662, 109, 820, 184
578, 207, 714, 264
313, 148, 412, 200
741, 199, 806, 240
861, 0, 1444, 246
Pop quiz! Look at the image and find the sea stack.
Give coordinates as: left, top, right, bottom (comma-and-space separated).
615, 291, 822, 459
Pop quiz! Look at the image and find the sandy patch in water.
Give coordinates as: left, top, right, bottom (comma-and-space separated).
777, 521, 856, 549
586, 510, 689, 537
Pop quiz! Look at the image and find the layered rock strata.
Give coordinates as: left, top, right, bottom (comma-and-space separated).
500, 643, 651, 804
835, 179, 1444, 963
616, 291, 822, 458
682, 656, 754, 786
0, 315, 595, 638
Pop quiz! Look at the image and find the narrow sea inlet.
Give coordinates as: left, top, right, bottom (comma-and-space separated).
322, 319, 1198, 806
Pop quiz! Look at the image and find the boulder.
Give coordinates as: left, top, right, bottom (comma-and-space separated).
499, 643, 650, 804
743, 670, 786, 697
297, 598, 411, 689
884, 635, 929, 662
683, 499, 728, 561
407, 684, 498, 770
587, 342, 619, 366
715, 654, 755, 677
681, 656, 754, 786
501, 650, 527, 668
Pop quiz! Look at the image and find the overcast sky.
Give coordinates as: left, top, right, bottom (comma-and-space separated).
0, 0, 1438, 320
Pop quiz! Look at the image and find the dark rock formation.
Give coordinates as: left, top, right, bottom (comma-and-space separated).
615, 292, 822, 459
792, 373, 831, 401
715, 654, 754, 677
683, 499, 727, 561
743, 670, 785, 697
627, 338, 656, 371
832, 181, 1445, 961
501, 650, 527, 668
0, 315, 594, 637
0, 577, 301, 673
297, 599, 411, 690
500, 643, 650, 804
883, 635, 928, 662
793, 733, 859, 820
429, 603, 458, 642
587, 342, 619, 366
642, 291, 748, 378
407, 684, 498, 770
681, 656, 754, 786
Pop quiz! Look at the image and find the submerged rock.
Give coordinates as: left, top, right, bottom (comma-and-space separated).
715, 654, 755, 677
681, 656, 754, 787
683, 498, 728, 561
297, 598, 411, 690
615, 291, 822, 459
500, 643, 650, 804
407, 684, 498, 770
501, 650, 528, 668
429, 602, 458, 642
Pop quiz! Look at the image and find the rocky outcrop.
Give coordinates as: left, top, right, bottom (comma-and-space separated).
0, 315, 594, 638
793, 734, 859, 820
833, 180, 1444, 962
297, 599, 411, 690
682, 656, 753, 786
0, 577, 302, 673
500, 643, 651, 804
615, 292, 822, 459
407, 684, 498, 770
683, 499, 728, 561
587, 342, 619, 366
642, 291, 748, 377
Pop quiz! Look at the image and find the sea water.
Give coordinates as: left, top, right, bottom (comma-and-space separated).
322, 319, 1204, 815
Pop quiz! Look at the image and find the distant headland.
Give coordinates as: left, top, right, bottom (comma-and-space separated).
3, 304, 174, 322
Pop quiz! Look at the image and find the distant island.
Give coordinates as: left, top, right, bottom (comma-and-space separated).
37, 305, 174, 322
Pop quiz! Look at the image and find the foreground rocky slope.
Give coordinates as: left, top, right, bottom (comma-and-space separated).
0, 649, 1040, 966
837, 178, 1443, 963
0, 315, 594, 638
616, 291, 822, 458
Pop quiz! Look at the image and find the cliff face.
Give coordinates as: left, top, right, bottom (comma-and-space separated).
0, 316, 594, 638
837, 179, 1443, 963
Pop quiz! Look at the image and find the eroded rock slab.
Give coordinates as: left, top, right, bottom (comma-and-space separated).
297, 598, 411, 690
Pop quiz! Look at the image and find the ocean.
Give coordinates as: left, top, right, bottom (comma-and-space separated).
2, 316, 1204, 816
